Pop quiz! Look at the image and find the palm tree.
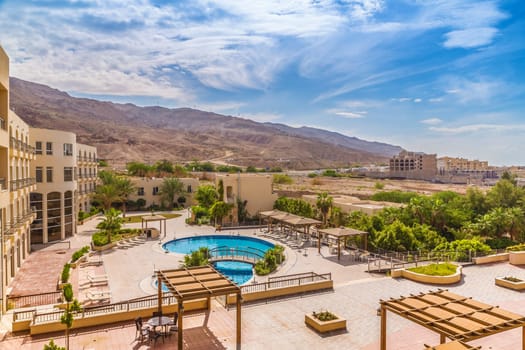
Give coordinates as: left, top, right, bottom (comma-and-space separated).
160, 177, 184, 209
115, 176, 135, 217
316, 192, 333, 227
93, 184, 121, 211
96, 208, 123, 243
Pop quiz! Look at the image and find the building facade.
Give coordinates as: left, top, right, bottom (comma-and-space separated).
437, 157, 489, 174
1, 47, 36, 313
215, 173, 278, 224
389, 151, 437, 181
76, 143, 98, 215
128, 177, 199, 209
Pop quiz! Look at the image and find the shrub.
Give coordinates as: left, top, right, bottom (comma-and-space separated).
433, 238, 491, 261
370, 190, 419, 203
61, 263, 71, 283
507, 243, 525, 252
255, 245, 284, 275
308, 173, 318, 178
321, 169, 339, 177
71, 246, 90, 262
408, 263, 458, 276
485, 237, 517, 250
44, 339, 65, 350
312, 311, 338, 321
92, 232, 109, 246
183, 247, 210, 267
273, 174, 293, 184
374, 182, 385, 190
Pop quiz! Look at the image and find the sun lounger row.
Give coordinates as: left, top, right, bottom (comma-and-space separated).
86, 290, 111, 303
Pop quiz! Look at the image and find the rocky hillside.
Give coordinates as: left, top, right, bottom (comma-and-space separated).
9, 77, 402, 169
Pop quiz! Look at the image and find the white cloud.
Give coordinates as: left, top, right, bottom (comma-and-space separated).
430, 123, 525, 134
327, 109, 367, 119
444, 27, 498, 49
413, 98, 422, 103
421, 118, 443, 125
444, 77, 505, 104
392, 97, 411, 102
428, 97, 444, 103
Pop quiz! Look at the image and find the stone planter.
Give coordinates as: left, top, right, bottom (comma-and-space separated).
305, 312, 346, 333
509, 251, 525, 265
495, 277, 525, 291
391, 265, 462, 285
91, 242, 117, 252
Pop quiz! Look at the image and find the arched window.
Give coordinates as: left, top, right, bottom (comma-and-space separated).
64, 191, 73, 237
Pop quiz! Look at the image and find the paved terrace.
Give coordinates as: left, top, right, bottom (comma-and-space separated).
1, 210, 525, 349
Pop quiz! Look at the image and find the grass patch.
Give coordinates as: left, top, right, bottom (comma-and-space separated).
408, 263, 458, 276
123, 213, 181, 223
92, 228, 142, 246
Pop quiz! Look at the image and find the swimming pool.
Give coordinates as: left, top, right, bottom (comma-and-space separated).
161, 235, 274, 286
162, 235, 274, 254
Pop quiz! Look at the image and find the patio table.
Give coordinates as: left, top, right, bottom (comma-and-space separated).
147, 316, 172, 337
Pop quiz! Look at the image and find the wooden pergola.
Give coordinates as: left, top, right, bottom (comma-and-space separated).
157, 266, 242, 349
258, 210, 321, 237
318, 227, 368, 260
379, 289, 525, 350
141, 214, 167, 238
424, 340, 480, 350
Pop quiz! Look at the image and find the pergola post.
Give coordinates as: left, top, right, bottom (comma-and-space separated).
363, 233, 368, 251
440, 333, 446, 344
337, 238, 341, 260
522, 325, 524, 350
318, 234, 321, 254
380, 305, 387, 350
157, 272, 162, 315
178, 300, 184, 350
236, 292, 242, 349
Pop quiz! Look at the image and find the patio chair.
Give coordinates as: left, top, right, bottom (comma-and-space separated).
168, 312, 178, 333
148, 327, 162, 345
135, 317, 149, 342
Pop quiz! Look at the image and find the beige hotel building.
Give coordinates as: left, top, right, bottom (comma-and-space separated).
1, 47, 97, 313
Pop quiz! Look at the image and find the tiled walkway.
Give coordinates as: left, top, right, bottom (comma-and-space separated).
2, 211, 525, 349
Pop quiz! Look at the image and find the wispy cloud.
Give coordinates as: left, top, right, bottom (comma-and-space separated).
421, 118, 443, 125
430, 123, 525, 134
326, 107, 367, 119
444, 27, 498, 49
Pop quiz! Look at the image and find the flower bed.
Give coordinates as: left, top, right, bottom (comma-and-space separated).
305, 311, 346, 333
391, 263, 462, 285
495, 276, 525, 291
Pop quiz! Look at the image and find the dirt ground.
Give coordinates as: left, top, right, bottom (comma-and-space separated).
276, 175, 475, 198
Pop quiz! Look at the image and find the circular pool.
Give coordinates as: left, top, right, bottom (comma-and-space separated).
162, 235, 274, 285
162, 235, 274, 254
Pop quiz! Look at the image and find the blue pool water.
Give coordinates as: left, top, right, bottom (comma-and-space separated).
161, 235, 274, 286
162, 235, 274, 254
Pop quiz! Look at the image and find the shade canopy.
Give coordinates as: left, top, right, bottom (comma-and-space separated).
319, 226, 368, 238
157, 266, 242, 349
424, 340, 480, 350
379, 289, 525, 350
157, 265, 241, 301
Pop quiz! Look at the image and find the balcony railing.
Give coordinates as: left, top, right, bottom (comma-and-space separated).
9, 178, 36, 191
9, 137, 36, 154
0, 116, 6, 130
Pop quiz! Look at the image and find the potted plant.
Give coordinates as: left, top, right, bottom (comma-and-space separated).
495, 276, 525, 290
305, 310, 346, 333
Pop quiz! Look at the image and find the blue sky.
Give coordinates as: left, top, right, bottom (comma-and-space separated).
1, 0, 524, 165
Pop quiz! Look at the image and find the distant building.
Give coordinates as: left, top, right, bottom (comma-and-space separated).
215, 173, 278, 224
128, 177, 199, 209
389, 151, 437, 181
437, 157, 489, 174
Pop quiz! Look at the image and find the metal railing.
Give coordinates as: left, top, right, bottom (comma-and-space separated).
240, 272, 332, 294
9, 137, 35, 154
0, 116, 6, 130
9, 177, 36, 191
209, 246, 265, 264
25, 293, 178, 325
8, 291, 63, 310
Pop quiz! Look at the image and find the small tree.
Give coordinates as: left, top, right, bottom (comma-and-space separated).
44, 339, 65, 350
209, 201, 233, 226
61, 284, 82, 350
316, 192, 333, 227
96, 208, 123, 243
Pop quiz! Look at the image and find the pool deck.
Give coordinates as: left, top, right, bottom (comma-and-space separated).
2, 210, 525, 349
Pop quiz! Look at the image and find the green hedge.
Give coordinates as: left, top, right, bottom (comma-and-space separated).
71, 246, 90, 262
507, 243, 525, 252
61, 263, 71, 283
92, 229, 142, 247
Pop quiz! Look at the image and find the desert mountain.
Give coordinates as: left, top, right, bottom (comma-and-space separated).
9, 77, 403, 169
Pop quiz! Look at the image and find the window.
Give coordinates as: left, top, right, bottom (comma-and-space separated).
36, 167, 43, 183
35, 141, 42, 155
46, 142, 53, 155
187, 185, 192, 193
152, 187, 159, 195
63, 143, 73, 156
64, 167, 73, 182
138, 187, 145, 196
46, 167, 53, 183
